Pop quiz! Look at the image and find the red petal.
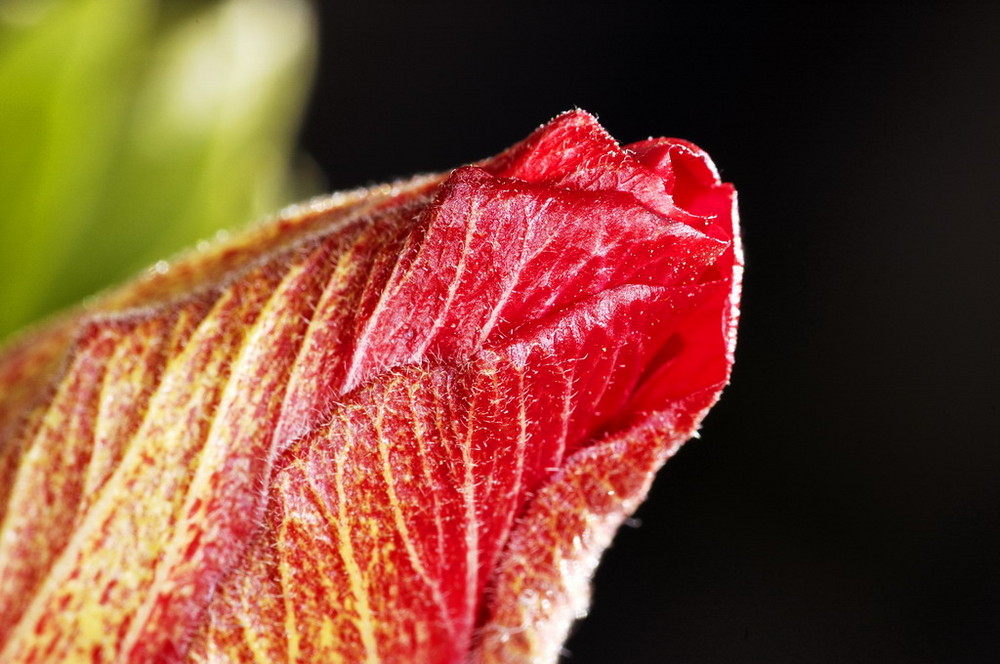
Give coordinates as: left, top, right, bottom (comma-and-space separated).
0, 110, 739, 663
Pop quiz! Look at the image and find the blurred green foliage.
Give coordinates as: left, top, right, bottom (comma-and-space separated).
0, 0, 319, 340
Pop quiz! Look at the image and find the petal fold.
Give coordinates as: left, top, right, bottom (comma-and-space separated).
0, 110, 739, 664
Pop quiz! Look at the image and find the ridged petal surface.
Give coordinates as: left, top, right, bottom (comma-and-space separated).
0, 110, 740, 664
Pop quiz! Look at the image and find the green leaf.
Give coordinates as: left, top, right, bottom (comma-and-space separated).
0, 0, 318, 339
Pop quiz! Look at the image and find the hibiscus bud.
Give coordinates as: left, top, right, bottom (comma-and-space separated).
0, 110, 741, 663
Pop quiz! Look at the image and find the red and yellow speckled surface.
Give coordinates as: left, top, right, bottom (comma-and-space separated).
0, 110, 739, 663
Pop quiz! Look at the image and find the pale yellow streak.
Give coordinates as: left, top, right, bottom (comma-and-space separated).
372, 378, 454, 637
408, 382, 447, 574
82, 309, 197, 510
237, 599, 280, 664
283, 479, 367, 663
4, 275, 272, 662
514, 367, 528, 502
307, 421, 380, 664
486, 367, 528, 529
318, 618, 344, 664
61, 302, 213, 538
124, 257, 301, 654
278, 520, 301, 664
338, 231, 410, 392
0, 372, 70, 565
276, 226, 368, 440
459, 380, 479, 618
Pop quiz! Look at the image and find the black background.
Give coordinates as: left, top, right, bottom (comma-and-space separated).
300, 3, 999, 662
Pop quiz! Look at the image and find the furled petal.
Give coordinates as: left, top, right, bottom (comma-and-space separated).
0, 110, 740, 663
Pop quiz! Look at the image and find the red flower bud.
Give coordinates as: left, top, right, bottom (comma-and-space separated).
0, 110, 740, 663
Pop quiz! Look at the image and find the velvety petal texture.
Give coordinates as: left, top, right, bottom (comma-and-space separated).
0, 110, 740, 663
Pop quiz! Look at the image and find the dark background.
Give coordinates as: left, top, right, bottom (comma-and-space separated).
300, 3, 999, 662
